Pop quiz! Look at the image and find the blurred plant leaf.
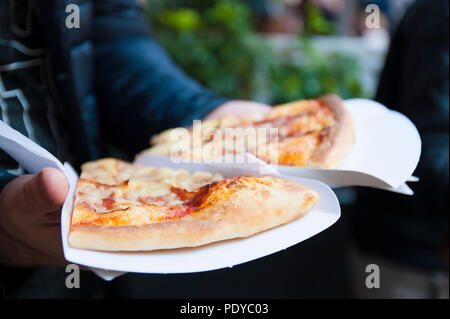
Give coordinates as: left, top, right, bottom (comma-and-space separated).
146, 0, 366, 104
159, 8, 202, 31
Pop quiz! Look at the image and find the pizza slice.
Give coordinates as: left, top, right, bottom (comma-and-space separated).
68, 158, 319, 251
140, 94, 354, 169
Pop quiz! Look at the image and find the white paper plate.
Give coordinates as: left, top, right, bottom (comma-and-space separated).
62, 155, 340, 277
0, 120, 341, 280
275, 99, 421, 193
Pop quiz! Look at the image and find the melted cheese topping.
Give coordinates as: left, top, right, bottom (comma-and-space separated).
144, 99, 336, 166
72, 171, 294, 227
72, 159, 224, 226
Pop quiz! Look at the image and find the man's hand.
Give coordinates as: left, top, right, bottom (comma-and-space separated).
205, 100, 271, 120
0, 168, 69, 267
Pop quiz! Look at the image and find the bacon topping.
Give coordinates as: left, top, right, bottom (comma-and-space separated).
184, 184, 214, 207
163, 206, 197, 220
252, 111, 311, 127
280, 129, 317, 140
169, 186, 197, 201
75, 175, 257, 227
101, 194, 116, 210
170, 184, 215, 207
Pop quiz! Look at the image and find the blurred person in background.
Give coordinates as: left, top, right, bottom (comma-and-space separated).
349, 0, 449, 299
0, 0, 270, 298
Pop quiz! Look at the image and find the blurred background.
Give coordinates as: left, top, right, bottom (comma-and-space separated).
142, 0, 413, 104
0, 0, 446, 299
103, 0, 446, 299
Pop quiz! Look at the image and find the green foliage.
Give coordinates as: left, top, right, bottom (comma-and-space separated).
146, 0, 365, 104
268, 39, 365, 102
303, 2, 337, 35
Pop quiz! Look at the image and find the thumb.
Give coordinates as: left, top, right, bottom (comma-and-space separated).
17, 167, 69, 214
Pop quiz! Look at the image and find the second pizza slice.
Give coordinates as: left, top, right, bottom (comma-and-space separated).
140, 94, 354, 169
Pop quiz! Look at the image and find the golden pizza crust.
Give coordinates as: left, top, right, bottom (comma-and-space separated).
68, 176, 318, 251
139, 95, 354, 169
307, 94, 355, 168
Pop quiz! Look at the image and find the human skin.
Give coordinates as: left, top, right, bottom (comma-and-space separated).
0, 101, 271, 267
0, 168, 69, 266
204, 100, 270, 121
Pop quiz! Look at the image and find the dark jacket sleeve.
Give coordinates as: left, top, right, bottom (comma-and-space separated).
92, 0, 228, 155
375, 0, 449, 190
353, 0, 449, 271
375, 0, 449, 133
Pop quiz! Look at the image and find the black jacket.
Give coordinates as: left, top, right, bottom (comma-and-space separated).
0, 0, 226, 297
0, 0, 227, 192
352, 0, 449, 271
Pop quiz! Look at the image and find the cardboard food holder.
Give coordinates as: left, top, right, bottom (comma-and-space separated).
0, 96, 422, 279
274, 99, 421, 194
0, 121, 340, 280
65, 154, 340, 278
